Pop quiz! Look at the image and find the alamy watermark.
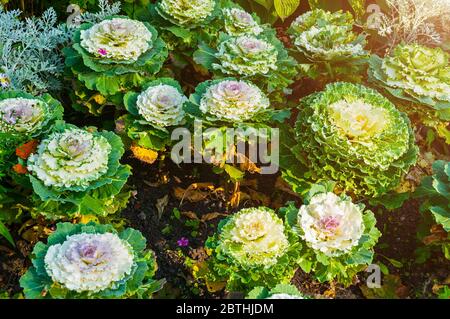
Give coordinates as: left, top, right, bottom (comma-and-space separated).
366, 264, 382, 288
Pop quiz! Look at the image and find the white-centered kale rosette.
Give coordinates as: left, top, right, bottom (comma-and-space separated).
149, 0, 221, 55
280, 82, 418, 205
369, 44, 450, 141
222, 7, 264, 37
118, 78, 188, 163
288, 9, 369, 83
201, 207, 301, 292
20, 222, 165, 299
64, 16, 168, 115
187, 78, 289, 180
26, 123, 132, 219
0, 91, 63, 176
281, 191, 381, 286
194, 30, 297, 102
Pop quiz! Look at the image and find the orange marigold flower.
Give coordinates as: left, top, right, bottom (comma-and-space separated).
130, 144, 159, 164
16, 140, 39, 160
13, 163, 28, 174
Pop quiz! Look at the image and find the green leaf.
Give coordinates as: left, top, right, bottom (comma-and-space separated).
0, 221, 14, 247
383, 256, 403, 268
274, 0, 300, 20
123, 92, 140, 116
166, 26, 193, 40
254, 0, 274, 10
430, 206, 450, 232
193, 42, 217, 69
120, 228, 147, 253
246, 286, 268, 299
224, 164, 245, 182
19, 268, 49, 299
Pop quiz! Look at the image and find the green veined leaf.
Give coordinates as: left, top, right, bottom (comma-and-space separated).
274, 0, 301, 20
254, 0, 274, 10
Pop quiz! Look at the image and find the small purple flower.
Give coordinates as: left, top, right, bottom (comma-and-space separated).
98, 48, 108, 56
177, 237, 189, 247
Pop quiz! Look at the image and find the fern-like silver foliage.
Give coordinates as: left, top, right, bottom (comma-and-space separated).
0, 6, 71, 94
73, 0, 121, 25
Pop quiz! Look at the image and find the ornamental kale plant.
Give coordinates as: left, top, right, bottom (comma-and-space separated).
187, 78, 289, 180
20, 222, 165, 299
247, 284, 305, 299
415, 160, 450, 260
148, 0, 221, 56
118, 78, 188, 162
0, 91, 63, 177
281, 82, 418, 199
64, 16, 168, 115
369, 44, 450, 140
201, 207, 301, 292
288, 9, 369, 84
0, 6, 71, 94
26, 123, 131, 219
282, 192, 381, 286
222, 7, 264, 37
194, 30, 297, 102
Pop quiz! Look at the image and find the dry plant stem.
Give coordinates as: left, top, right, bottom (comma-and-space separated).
378, 0, 450, 52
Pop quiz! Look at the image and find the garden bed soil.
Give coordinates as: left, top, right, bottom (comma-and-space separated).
2, 156, 447, 299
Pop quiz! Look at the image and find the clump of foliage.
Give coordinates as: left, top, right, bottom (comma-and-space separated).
222, 7, 264, 36
64, 16, 168, 115
0, 6, 71, 94
281, 82, 418, 200
0, 91, 63, 177
186, 78, 289, 180
288, 9, 369, 84
148, 0, 222, 57
247, 284, 305, 299
369, 44, 450, 142
415, 160, 450, 260
281, 190, 381, 286
26, 123, 131, 219
200, 207, 301, 292
20, 222, 165, 299
118, 78, 189, 162
72, 0, 122, 25
375, 0, 450, 52
235, 0, 301, 24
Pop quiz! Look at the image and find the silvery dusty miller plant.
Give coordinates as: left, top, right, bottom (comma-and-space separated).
0, 6, 71, 94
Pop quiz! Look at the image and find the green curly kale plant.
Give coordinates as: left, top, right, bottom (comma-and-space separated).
288, 9, 369, 84
186, 78, 289, 181
0, 91, 63, 177
201, 207, 301, 293
20, 222, 165, 299
369, 44, 450, 142
118, 78, 189, 161
281, 82, 418, 200
26, 123, 131, 219
148, 0, 222, 59
64, 16, 168, 115
281, 191, 381, 286
194, 30, 297, 102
